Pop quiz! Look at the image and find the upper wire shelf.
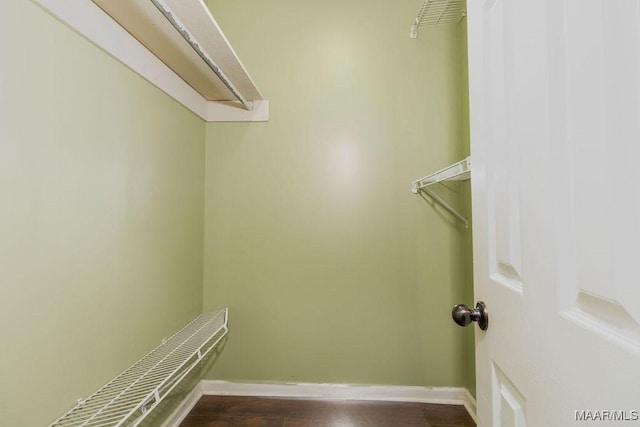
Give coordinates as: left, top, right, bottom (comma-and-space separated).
411, 157, 471, 228
50, 309, 229, 427
410, 0, 466, 38
411, 157, 470, 194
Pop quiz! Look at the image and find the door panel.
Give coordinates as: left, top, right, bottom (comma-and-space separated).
468, 0, 640, 425
492, 363, 526, 427
553, 0, 640, 346
485, 0, 524, 291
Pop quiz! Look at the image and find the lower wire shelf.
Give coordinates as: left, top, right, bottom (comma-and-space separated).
50, 308, 229, 427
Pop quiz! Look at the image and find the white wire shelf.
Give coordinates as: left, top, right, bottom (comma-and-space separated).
411, 157, 471, 228
50, 309, 229, 427
410, 0, 466, 38
411, 157, 470, 193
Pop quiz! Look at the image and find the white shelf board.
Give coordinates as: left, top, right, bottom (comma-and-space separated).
31, 0, 268, 122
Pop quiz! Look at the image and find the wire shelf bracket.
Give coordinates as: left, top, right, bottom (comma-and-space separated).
50, 309, 229, 427
411, 157, 471, 228
410, 0, 466, 39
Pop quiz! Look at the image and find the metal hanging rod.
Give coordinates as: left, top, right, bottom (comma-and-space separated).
410, 0, 466, 39
150, 0, 252, 111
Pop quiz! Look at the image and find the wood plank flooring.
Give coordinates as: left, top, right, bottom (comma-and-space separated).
179, 396, 476, 427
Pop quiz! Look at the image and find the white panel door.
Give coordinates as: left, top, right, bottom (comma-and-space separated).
467, 1, 640, 426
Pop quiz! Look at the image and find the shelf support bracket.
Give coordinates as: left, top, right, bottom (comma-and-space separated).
420, 187, 469, 228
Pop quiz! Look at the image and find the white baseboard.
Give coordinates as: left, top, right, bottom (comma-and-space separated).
463, 388, 478, 423
163, 380, 477, 425
160, 382, 203, 427
201, 380, 477, 420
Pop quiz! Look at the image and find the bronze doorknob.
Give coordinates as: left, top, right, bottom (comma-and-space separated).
452, 301, 488, 331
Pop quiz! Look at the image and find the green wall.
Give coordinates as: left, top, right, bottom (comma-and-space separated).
203, 0, 474, 389
0, 1, 474, 424
0, 2, 205, 425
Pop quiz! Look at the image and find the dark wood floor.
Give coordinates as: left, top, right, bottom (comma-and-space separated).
179, 395, 476, 427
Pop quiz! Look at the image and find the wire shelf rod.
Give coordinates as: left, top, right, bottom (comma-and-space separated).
50, 309, 228, 427
113, 320, 224, 426
434, 0, 453, 25
421, 188, 469, 229
418, 11, 464, 20
410, 0, 466, 38
149, 0, 251, 111
411, 157, 471, 228
411, 157, 471, 193
126, 326, 229, 427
